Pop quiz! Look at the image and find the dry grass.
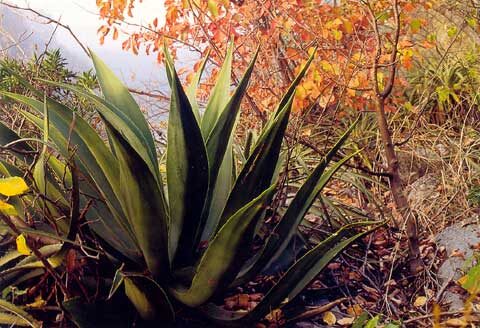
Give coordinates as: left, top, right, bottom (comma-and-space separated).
396, 121, 480, 235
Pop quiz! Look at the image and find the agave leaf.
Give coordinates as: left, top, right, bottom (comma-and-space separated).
0, 116, 67, 222
32, 97, 69, 232
1, 92, 137, 246
123, 274, 174, 322
0, 299, 40, 328
0, 244, 62, 291
33, 95, 50, 195
90, 51, 161, 184
201, 48, 259, 242
0, 250, 23, 270
47, 156, 72, 188
64, 161, 80, 253
205, 222, 376, 324
0, 121, 34, 165
170, 184, 276, 307
243, 130, 255, 161
0, 102, 120, 251
40, 85, 172, 259
0, 254, 63, 292
217, 49, 315, 229
8, 269, 49, 291
201, 42, 233, 138
0, 312, 34, 326
242, 223, 374, 323
186, 49, 210, 123
37, 81, 162, 188
107, 124, 170, 279
0, 224, 98, 253
20, 110, 141, 262
218, 93, 294, 231
0, 251, 63, 279
107, 265, 125, 300
164, 46, 209, 266
201, 146, 233, 242
236, 120, 359, 283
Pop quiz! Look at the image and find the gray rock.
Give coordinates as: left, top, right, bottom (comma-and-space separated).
406, 173, 440, 211
436, 224, 480, 310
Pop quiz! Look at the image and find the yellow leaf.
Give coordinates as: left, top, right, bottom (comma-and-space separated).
352, 52, 363, 62
325, 18, 342, 29
26, 295, 46, 308
48, 254, 64, 267
414, 296, 428, 307
16, 234, 32, 256
343, 20, 353, 34
323, 311, 336, 326
208, 0, 219, 18
433, 304, 441, 328
303, 81, 316, 91
0, 200, 17, 216
312, 69, 322, 83
331, 63, 341, 75
301, 129, 312, 137
332, 29, 343, 41
444, 318, 468, 327
377, 71, 385, 90
457, 275, 468, 285
0, 177, 29, 196
320, 60, 333, 73
159, 164, 167, 174
284, 18, 294, 31
296, 86, 307, 100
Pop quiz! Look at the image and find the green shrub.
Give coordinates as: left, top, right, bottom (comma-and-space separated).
0, 44, 375, 326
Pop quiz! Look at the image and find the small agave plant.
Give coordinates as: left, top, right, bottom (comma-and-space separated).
0, 44, 375, 326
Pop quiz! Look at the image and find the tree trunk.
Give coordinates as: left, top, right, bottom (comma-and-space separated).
375, 97, 423, 274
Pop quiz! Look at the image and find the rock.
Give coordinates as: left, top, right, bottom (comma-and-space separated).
406, 173, 440, 212
436, 223, 480, 310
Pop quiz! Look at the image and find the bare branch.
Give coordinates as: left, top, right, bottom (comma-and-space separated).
1, 1, 90, 57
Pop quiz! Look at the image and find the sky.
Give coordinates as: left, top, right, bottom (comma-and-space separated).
3, 0, 173, 89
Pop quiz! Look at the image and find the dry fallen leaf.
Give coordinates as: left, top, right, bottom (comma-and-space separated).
450, 249, 465, 259
265, 309, 283, 322
444, 318, 468, 327
347, 304, 363, 316
337, 317, 355, 326
238, 294, 249, 309
414, 296, 428, 307
323, 311, 337, 326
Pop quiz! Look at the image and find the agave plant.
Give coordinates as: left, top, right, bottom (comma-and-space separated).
0, 44, 375, 326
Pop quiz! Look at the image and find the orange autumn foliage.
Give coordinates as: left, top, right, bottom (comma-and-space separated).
96, 0, 431, 119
